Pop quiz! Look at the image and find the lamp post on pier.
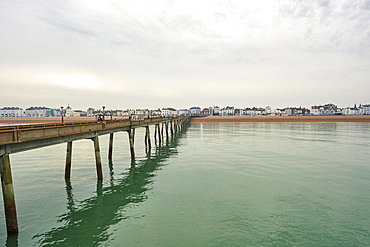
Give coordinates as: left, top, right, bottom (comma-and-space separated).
102, 106, 106, 121
60, 106, 65, 123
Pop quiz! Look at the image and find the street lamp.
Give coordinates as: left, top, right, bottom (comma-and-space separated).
102, 106, 106, 121
60, 106, 65, 123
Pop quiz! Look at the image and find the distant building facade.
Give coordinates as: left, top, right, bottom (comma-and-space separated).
25, 107, 54, 117
0, 107, 24, 117
190, 107, 201, 116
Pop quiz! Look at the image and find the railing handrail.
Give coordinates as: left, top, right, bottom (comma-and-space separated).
0, 116, 184, 132
0, 116, 190, 146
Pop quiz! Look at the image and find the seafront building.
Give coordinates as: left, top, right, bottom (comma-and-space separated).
361, 104, 370, 115
0, 107, 24, 118
1, 103, 370, 118
190, 107, 201, 116
25, 107, 54, 117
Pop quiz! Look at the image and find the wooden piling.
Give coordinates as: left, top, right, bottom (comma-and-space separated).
108, 133, 114, 160
0, 154, 19, 234
128, 128, 135, 159
92, 136, 103, 180
65, 141, 73, 179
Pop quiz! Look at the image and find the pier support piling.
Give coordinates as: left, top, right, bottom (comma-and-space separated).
157, 124, 162, 144
65, 141, 73, 179
154, 124, 157, 143
145, 126, 151, 149
165, 122, 169, 139
0, 154, 19, 234
92, 136, 103, 180
108, 133, 114, 160
161, 122, 164, 141
128, 128, 135, 159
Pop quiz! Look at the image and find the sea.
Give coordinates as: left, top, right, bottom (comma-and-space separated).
1, 122, 370, 246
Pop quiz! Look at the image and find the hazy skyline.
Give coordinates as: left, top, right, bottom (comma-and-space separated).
1, 0, 369, 110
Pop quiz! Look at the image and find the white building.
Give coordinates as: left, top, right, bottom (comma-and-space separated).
361, 104, 370, 115
342, 107, 360, 115
87, 108, 95, 117
0, 107, 24, 117
65, 105, 74, 117
190, 107, 201, 116
25, 107, 53, 117
220, 106, 235, 116
209, 106, 220, 116
310, 104, 337, 115
161, 108, 177, 117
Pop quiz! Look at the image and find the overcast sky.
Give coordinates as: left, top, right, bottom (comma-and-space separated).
1, 0, 369, 110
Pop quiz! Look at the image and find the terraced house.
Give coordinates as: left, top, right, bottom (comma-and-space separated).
0, 107, 24, 117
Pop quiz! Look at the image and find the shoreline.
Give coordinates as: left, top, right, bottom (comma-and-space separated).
190, 115, 370, 123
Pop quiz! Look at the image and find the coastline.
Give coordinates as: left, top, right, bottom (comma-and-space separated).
190, 115, 370, 123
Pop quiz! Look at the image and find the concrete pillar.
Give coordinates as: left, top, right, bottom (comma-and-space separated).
157, 124, 162, 144
108, 133, 114, 160
65, 141, 73, 179
170, 121, 174, 136
154, 124, 157, 143
165, 122, 169, 139
92, 136, 103, 180
0, 154, 19, 234
145, 127, 148, 147
161, 122, 164, 140
148, 126, 152, 149
145, 126, 151, 149
128, 128, 135, 159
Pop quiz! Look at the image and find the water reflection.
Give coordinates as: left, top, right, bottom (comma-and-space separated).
6, 234, 18, 247
32, 130, 186, 246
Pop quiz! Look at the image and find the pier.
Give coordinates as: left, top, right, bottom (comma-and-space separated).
0, 116, 190, 235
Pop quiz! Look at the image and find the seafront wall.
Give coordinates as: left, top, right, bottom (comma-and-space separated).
190, 115, 370, 123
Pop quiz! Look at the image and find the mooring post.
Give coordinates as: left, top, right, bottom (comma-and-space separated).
128, 128, 135, 159
108, 133, 114, 160
92, 136, 103, 180
0, 154, 19, 234
65, 141, 73, 179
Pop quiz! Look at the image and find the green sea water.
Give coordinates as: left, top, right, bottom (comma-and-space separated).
1, 122, 370, 246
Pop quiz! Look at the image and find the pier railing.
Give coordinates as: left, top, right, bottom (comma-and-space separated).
0, 117, 175, 146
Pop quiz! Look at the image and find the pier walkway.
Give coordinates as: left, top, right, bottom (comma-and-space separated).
0, 116, 190, 234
